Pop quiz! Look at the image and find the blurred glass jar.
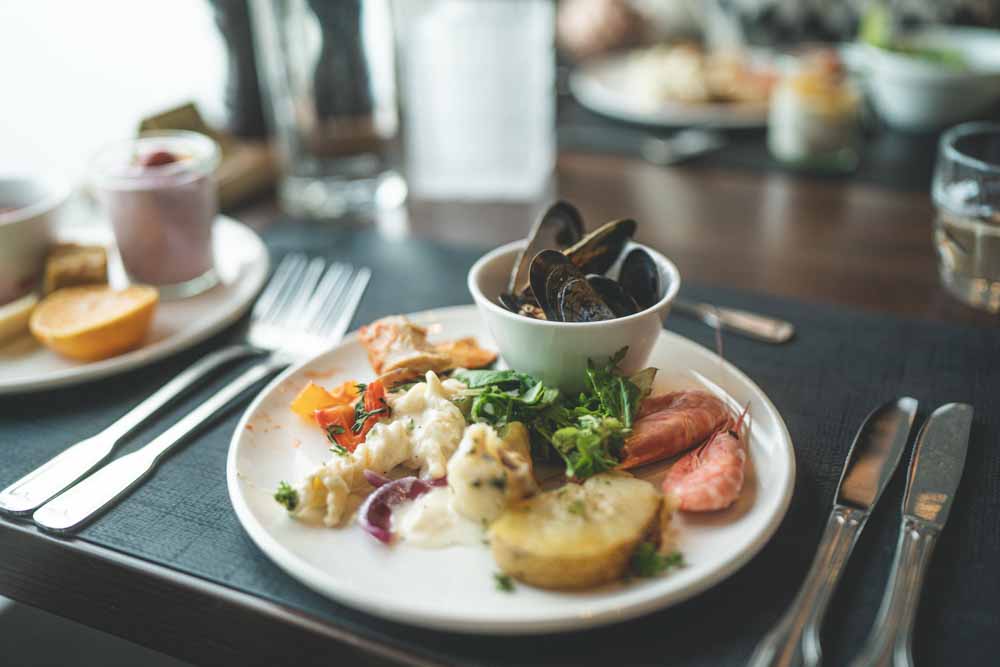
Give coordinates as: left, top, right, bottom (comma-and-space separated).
91, 131, 220, 298
768, 53, 860, 172
393, 0, 555, 200
251, 0, 405, 218
933, 122, 1000, 312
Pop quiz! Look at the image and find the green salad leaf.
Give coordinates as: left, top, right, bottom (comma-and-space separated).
453, 348, 655, 479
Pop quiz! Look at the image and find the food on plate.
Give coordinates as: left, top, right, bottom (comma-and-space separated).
289, 380, 359, 420
497, 202, 662, 322
0, 292, 39, 344
663, 406, 749, 511
627, 44, 776, 107
618, 391, 732, 469
29, 285, 159, 361
42, 243, 108, 295
488, 472, 664, 590
447, 422, 537, 523
359, 315, 497, 375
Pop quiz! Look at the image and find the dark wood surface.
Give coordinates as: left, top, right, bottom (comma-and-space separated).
2, 154, 996, 667
244, 152, 997, 327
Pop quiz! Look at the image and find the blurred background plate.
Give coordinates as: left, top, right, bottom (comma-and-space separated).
570, 53, 770, 129
0, 216, 268, 395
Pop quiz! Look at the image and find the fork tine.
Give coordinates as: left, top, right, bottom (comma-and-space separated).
301, 263, 350, 329
261, 254, 308, 325
284, 257, 327, 327
316, 267, 371, 342
251, 253, 301, 320
306, 264, 354, 336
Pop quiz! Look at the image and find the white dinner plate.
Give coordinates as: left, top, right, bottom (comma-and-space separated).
570, 54, 769, 129
0, 216, 268, 395
227, 305, 795, 634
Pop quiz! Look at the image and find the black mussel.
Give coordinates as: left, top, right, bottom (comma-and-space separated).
565, 218, 637, 276
586, 274, 640, 317
498, 292, 521, 311
508, 201, 584, 296
557, 278, 616, 323
618, 248, 660, 310
530, 250, 580, 321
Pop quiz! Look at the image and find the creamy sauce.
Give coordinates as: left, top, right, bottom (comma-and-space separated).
392, 487, 484, 548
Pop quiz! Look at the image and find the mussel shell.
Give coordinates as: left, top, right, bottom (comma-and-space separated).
498, 292, 521, 312
508, 201, 584, 295
530, 250, 580, 321
565, 218, 637, 276
618, 248, 660, 310
557, 278, 616, 323
586, 274, 640, 318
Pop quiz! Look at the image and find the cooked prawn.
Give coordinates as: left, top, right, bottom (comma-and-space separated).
618, 391, 733, 469
662, 405, 749, 511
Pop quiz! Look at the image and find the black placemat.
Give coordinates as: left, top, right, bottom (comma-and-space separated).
2, 222, 998, 667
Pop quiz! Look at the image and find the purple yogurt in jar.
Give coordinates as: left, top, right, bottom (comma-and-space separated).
92, 131, 220, 298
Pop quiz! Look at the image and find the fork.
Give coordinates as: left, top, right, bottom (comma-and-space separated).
31, 255, 370, 532
0, 254, 360, 516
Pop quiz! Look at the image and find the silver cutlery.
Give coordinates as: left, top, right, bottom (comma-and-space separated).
31, 256, 370, 533
849, 403, 973, 667
639, 128, 727, 166
748, 397, 919, 667
0, 257, 321, 515
672, 299, 795, 344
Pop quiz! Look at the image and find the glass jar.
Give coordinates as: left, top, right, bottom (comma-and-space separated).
768, 54, 860, 172
91, 130, 220, 298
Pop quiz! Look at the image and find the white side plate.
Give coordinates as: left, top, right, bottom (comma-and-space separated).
570, 54, 769, 128
227, 305, 795, 634
0, 216, 268, 395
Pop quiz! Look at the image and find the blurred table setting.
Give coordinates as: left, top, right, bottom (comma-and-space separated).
1, 1, 999, 666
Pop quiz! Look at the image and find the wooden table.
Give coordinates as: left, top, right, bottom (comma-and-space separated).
1, 154, 995, 667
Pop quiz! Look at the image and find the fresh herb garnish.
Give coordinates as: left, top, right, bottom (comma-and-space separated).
351, 383, 388, 434
274, 481, 299, 511
494, 573, 515, 592
454, 348, 654, 479
567, 499, 586, 516
630, 543, 684, 578
488, 476, 507, 491
329, 443, 349, 456
325, 424, 345, 444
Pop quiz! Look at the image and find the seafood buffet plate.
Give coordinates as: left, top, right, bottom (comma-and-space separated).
0, 216, 268, 395
570, 53, 770, 129
227, 305, 795, 634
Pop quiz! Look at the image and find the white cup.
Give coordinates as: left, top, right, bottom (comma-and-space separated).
0, 176, 68, 305
467, 240, 680, 391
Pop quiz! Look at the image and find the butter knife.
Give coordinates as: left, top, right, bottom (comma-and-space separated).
849, 403, 973, 667
748, 397, 919, 667
672, 300, 795, 344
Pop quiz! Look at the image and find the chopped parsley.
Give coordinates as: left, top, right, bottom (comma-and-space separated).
494, 573, 515, 592
274, 481, 299, 511
567, 499, 586, 516
325, 424, 345, 443
329, 443, 349, 456
630, 543, 684, 578
488, 476, 507, 491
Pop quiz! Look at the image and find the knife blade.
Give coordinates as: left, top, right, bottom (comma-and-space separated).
849, 403, 973, 667
749, 397, 918, 667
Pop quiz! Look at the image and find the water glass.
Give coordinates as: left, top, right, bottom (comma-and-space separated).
932, 122, 1000, 312
393, 0, 555, 200
251, 0, 405, 218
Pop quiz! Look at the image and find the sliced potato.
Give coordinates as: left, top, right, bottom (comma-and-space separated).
489, 472, 662, 590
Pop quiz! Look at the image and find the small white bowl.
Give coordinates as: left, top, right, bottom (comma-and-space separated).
467, 240, 680, 391
0, 176, 68, 305
846, 28, 1000, 130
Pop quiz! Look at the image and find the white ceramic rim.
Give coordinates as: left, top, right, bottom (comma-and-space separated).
467, 240, 681, 329
0, 215, 268, 395
0, 176, 70, 226
90, 129, 221, 189
226, 305, 797, 634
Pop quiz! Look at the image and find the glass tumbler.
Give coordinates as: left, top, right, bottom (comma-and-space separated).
933, 122, 1000, 312
251, 0, 405, 218
91, 131, 220, 299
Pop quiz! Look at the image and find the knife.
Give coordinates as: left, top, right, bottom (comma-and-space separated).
672, 300, 795, 344
848, 403, 973, 667
748, 397, 919, 667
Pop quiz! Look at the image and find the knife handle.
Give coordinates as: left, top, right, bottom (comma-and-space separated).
848, 518, 939, 667
748, 505, 868, 667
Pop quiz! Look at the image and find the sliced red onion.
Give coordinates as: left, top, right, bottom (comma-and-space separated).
363, 469, 392, 488
358, 475, 441, 544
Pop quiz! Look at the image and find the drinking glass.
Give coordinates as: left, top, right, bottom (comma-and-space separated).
91, 131, 220, 299
933, 122, 1000, 312
393, 0, 555, 200
251, 0, 405, 218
